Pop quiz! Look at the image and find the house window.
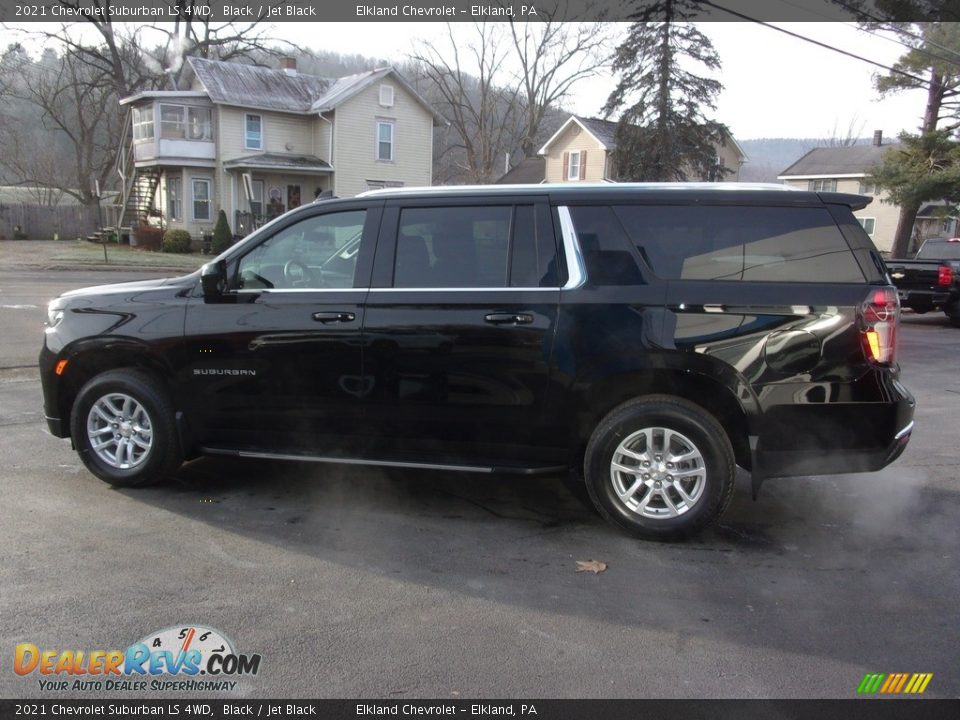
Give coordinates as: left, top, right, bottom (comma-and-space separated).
376, 120, 394, 161
192, 178, 212, 221
808, 179, 838, 192
858, 217, 876, 236
187, 107, 212, 140
859, 181, 876, 194
567, 151, 581, 181
245, 114, 263, 150
131, 106, 154, 141
379, 84, 394, 107
160, 104, 186, 139
167, 176, 182, 222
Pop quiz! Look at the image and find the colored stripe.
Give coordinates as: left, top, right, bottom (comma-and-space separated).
880, 674, 897, 693
857, 673, 883, 693
904, 674, 920, 693
917, 674, 933, 694
893, 674, 909, 693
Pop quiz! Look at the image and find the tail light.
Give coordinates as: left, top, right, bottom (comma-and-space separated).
938, 265, 953, 286
859, 287, 898, 365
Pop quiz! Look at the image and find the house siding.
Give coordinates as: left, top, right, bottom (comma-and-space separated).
543, 123, 609, 183
332, 81, 434, 197
218, 107, 316, 161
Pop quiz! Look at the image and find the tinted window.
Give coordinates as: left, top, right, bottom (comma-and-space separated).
237, 210, 366, 290
917, 240, 960, 260
393, 205, 557, 288
614, 205, 866, 283
568, 206, 644, 286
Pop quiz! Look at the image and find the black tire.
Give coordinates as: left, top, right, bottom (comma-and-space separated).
583, 395, 736, 540
70, 369, 182, 487
948, 314, 960, 328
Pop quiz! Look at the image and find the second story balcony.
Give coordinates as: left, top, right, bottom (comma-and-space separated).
123, 94, 216, 164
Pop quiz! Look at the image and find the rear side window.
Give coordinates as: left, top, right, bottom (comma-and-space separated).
614, 205, 866, 283
393, 205, 556, 288
567, 206, 644, 286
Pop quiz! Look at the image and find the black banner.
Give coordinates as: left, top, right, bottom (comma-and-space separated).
2, 700, 960, 720
0, 0, 949, 24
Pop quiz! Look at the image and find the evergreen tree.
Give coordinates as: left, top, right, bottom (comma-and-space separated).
212, 210, 232, 254
602, 1, 726, 181
863, 21, 960, 256
870, 129, 960, 228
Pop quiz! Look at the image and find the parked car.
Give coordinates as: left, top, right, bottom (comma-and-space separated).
40, 184, 914, 539
886, 237, 960, 327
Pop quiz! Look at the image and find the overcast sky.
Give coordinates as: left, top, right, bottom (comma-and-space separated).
7, 21, 930, 141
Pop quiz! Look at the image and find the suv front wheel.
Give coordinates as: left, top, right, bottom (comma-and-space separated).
70, 369, 182, 487
583, 395, 736, 539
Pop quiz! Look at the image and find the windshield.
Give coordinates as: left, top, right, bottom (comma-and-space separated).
917, 240, 960, 260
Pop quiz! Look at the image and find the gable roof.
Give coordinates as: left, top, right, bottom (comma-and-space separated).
312, 68, 447, 125
187, 57, 446, 124
495, 157, 546, 184
189, 57, 329, 113
538, 116, 615, 155
778, 144, 898, 178
538, 115, 746, 162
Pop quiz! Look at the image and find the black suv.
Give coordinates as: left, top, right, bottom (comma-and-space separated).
40, 184, 915, 538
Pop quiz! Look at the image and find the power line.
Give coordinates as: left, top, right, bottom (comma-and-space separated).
704, 1, 931, 86
773, 0, 960, 69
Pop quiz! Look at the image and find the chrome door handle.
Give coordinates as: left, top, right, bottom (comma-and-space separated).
485, 312, 534, 325
312, 311, 355, 323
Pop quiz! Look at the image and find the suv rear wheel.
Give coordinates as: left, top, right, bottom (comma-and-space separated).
583, 395, 736, 539
70, 369, 182, 487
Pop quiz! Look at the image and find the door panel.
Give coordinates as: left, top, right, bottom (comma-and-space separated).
181, 204, 379, 454
359, 198, 564, 467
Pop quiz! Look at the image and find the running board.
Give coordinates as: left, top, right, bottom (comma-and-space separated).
199, 447, 565, 476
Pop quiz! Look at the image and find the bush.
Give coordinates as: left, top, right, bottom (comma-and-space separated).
132, 225, 164, 251
162, 229, 192, 254
212, 209, 232, 254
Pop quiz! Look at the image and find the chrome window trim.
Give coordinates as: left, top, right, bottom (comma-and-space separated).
556, 205, 586, 290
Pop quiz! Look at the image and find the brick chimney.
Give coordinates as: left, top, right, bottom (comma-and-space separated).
280, 57, 297, 76
873, 130, 883, 147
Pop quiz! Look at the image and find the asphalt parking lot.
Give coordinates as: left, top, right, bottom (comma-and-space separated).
1, 266, 957, 699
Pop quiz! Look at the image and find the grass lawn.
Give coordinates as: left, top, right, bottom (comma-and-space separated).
50, 240, 209, 270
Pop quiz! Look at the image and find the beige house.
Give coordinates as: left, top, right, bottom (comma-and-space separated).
776, 134, 955, 254
117, 57, 444, 238
532, 116, 746, 184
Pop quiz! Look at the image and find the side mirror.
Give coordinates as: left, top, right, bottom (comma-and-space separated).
200, 260, 227, 300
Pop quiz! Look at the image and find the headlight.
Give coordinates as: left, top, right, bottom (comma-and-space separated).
46, 300, 65, 328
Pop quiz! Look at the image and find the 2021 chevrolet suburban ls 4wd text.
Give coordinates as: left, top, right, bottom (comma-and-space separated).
40, 184, 915, 539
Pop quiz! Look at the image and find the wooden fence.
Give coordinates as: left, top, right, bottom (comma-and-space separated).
0, 202, 121, 240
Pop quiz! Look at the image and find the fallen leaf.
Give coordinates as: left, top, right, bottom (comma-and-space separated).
575, 559, 608, 574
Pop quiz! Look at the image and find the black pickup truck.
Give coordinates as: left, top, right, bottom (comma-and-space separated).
887, 237, 960, 327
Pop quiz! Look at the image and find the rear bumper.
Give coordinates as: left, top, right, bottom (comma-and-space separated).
898, 289, 952, 310
753, 375, 915, 478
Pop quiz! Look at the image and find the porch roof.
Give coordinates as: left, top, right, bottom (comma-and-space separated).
223, 153, 334, 173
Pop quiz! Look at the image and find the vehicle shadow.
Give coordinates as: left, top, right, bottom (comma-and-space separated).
114, 451, 958, 675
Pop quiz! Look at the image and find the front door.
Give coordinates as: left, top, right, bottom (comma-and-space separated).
360, 198, 564, 469
182, 202, 380, 455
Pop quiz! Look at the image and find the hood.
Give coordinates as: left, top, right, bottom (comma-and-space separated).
59, 272, 198, 300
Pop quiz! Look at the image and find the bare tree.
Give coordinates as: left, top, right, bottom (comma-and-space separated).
820, 116, 867, 147
0, 47, 121, 204
508, 14, 611, 158
19, 2, 300, 96
411, 24, 524, 184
